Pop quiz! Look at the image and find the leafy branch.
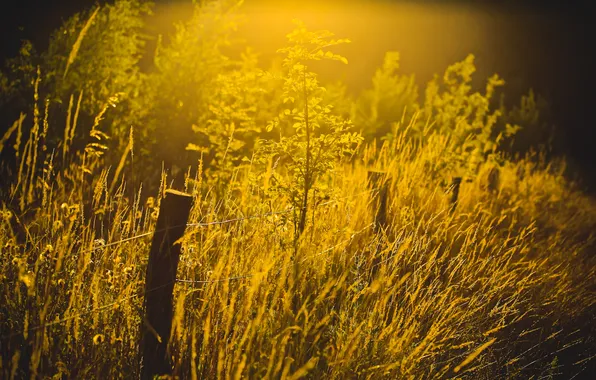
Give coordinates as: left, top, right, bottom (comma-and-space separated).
258, 20, 362, 242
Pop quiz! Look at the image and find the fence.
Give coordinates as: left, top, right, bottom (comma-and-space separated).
138, 183, 385, 379
3, 171, 465, 379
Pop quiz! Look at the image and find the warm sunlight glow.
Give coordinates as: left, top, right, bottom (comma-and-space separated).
0, 1, 594, 379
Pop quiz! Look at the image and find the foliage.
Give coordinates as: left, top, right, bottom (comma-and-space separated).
0, 0, 248, 187
139, 0, 245, 185
352, 51, 419, 141
0, 41, 38, 110
1, 93, 595, 378
1, 5, 595, 379
41, 0, 151, 138
256, 20, 362, 238
0, 0, 151, 200
499, 89, 557, 156
43, 2, 145, 107
418, 54, 517, 180
186, 48, 274, 191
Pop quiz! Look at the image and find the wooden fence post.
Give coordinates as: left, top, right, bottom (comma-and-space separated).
450, 177, 462, 214
368, 171, 389, 279
368, 171, 389, 233
140, 189, 193, 380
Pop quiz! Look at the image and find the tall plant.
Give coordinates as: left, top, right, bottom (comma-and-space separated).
420, 54, 517, 179
258, 20, 362, 241
353, 51, 418, 141
140, 0, 244, 185
186, 48, 277, 192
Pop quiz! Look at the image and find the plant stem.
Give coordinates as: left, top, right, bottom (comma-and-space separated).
298, 66, 311, 238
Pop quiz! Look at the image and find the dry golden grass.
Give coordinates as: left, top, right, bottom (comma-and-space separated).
3, 3, 594, 378
1, 100, 595, 380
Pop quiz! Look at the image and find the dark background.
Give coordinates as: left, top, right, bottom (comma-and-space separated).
1, 0, 594, 189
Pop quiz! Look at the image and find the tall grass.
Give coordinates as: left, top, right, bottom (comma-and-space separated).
1, 91, 595, 379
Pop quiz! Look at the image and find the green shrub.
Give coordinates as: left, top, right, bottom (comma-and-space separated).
256, 20, 362, 239
353, 51, 418, 141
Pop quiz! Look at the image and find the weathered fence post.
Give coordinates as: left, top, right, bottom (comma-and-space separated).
140, 189, 193, 380
450, 177, 462, 214
368, 171, 389, 233
487, 166, 500, 194
368, 171, 389, 279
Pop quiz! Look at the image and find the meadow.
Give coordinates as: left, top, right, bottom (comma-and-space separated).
1, 1, 595, 379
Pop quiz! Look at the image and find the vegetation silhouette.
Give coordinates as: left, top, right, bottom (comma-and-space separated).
0, 1, 595, 379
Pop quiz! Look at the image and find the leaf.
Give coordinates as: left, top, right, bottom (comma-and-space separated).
186, 143, 208, 153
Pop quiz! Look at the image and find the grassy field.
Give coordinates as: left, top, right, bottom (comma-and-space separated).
1, 1, 596, 379
1, 112, 595, 379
